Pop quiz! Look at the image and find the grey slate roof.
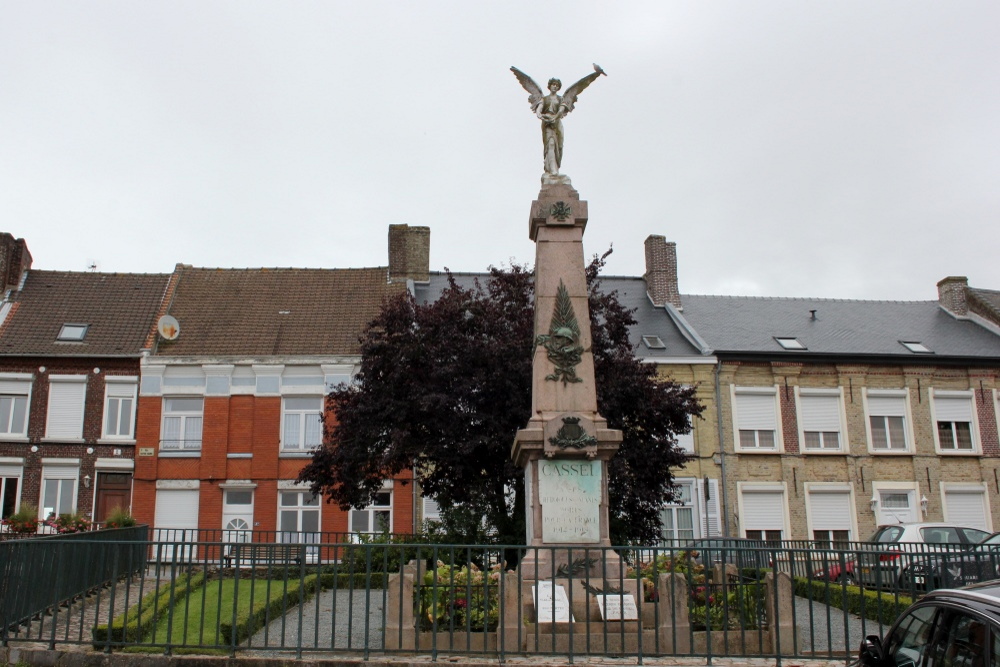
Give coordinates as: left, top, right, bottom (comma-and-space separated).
678, 294, 1000, 359
414, 273, 703, 359
0, 271, 171, 357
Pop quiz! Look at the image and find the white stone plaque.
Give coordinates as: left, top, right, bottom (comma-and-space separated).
596, 594, 638, 621
533, 580, 574, 622
537, 459, 601, 543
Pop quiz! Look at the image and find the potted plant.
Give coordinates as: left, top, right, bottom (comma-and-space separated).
2, 503, 40, 534
103, 506, 137, 529
45, 512, 91, 534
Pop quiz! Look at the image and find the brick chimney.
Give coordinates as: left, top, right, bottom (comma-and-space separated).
388, 224, 430, 283
644, 235, 681, 309
0, 233, 31, 291
937, 276, 969, 316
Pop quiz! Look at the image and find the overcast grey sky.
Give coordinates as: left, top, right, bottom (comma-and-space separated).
2, 2, 998, 300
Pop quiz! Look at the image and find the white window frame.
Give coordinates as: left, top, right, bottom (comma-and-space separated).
102, 377, 138, 442
160, 397, 204, 453
796, 387, 847, 453
804, 482, 858, 546
277, 489, 321, 535
871, 481, 921, 525
0, 375, 31, 441
280, 396, 323, 453
660, 478, 699, 546
39, 460, 80, 519
737, 482, 790, 541
930, 389, 979, 455
863, 388, 913, 453
731, 386, 782, 452
939, 482, 993, 533
350, 482, 393, 534
0, 458, 23, 519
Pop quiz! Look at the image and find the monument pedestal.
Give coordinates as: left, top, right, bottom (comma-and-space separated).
513, 183, 623, 584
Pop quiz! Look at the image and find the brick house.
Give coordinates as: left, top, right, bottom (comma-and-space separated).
641, 235, 1000, 544
131, 225, 430, 547
0, 233, 171, 526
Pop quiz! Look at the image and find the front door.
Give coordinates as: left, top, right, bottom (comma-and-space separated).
94, 472, 132, 522
222, 489, 254, 542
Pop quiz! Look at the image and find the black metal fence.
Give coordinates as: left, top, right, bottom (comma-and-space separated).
3, 534, 998, 660
0, 525, 148, 644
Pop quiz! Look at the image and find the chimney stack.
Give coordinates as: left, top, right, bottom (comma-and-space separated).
0, 233, 31, 292
388, 224, 430, 283
937, 276, 969, 316
644, 235, 681, 309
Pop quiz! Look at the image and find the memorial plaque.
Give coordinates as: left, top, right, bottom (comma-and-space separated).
596, 594, 638, 621
537, 458, 601, 543
532, 580, 574, 622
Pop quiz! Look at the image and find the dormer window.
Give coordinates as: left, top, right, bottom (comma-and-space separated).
642, 335, 666, 350
57, 324, 88, 342
775, 337, 806, 350
900, 341, 932, 354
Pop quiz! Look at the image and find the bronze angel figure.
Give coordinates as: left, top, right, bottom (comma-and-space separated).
511, 64, 606, 183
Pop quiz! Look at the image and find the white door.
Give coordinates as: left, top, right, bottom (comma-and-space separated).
221, 489, 254, 541
154, 488, 200, 561
877, 490, 918, 525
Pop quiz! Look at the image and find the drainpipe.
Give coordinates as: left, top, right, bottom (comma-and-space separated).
714, 362, 730, 537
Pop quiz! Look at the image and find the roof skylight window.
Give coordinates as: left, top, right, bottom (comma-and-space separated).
775, 337, 806, 350
642, 335, 666, 350
57, 324, 89, 342
901, 341, 933, 354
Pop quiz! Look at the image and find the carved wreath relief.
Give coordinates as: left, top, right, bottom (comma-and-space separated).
548, 416, 598, 450
536, 280, 584, 385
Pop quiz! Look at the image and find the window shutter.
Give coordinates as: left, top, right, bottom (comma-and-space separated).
867, 394, 906, 417
154, 489, 200, 529
698, 478, 721, 537
0, 380, 30, 395
944, 490, 988, 531
799, 394, 841, 431
45, 380, 86, 439
736, 392, 777, 430
741, 490, 784, 531
423, 496, 441, 522
808, 491, 852, 533
935, 395, 973, 422
0, 464, 22, 477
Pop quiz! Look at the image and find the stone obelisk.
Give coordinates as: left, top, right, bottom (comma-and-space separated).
511, 181, 623, 580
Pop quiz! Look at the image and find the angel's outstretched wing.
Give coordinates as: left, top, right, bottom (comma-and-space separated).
510, 66, 543, 108
561, 63, 606, 114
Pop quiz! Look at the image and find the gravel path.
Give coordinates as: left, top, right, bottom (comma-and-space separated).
246, 587, 386, 654
792, 594, 888, 656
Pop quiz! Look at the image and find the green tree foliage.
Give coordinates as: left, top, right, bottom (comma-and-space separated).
299, 253, 702, 546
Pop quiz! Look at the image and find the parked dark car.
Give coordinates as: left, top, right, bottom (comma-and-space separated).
683, 537, 772, 573
858, 580, 1000, 667
898, 531, 1000, 592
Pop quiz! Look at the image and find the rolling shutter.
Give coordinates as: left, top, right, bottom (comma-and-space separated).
799, 394, 841, 431
154, 488, 200, 561
935, 395, 973, 422
808, 490, 852, 533
45, 378, 86, 439
944, 490, 989, 532
867, 394, 906, 417
741, 489, 784, 531
423, 496, 441, 522
736, 392, 777, 430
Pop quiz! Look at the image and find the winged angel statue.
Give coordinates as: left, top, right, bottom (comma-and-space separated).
511, 64, 606, 184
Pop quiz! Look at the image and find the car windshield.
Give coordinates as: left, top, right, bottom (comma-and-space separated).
868, 526, 904, 543
981, 532, 1000, 545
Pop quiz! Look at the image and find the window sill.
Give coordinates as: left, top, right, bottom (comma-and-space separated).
40, 437, 85, 444
935, 449, 980, 456
279, 452, 315, 459
0, 435, 29, 443
868, 449, 914, 456
801, 449, 849, 455
732, 448, 782, 455
158, 451, 202, 458
97, 438, 136, 445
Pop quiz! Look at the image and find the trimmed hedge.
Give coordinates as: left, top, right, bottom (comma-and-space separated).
794, 577, 914, 625
93, 571, 207, 645
218, 575, 318, 645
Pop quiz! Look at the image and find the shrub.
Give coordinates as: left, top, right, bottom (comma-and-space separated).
92, 570, 207, 645
2, 503, 39, 534
45, 512, 91, 533
794, 577, 913, 625
103, 506, 137, 529
419, 562, 501, 632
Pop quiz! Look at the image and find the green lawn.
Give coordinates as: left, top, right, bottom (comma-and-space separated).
147, 577, 307, 648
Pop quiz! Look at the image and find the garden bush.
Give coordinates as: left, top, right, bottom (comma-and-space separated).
93, 570, 207, 645
418, 562, 502, 632
794, 577, 913, 625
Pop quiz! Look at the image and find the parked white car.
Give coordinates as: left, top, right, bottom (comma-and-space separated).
856, 522, 990, 589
